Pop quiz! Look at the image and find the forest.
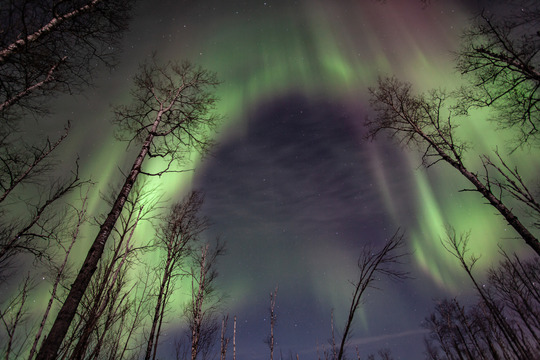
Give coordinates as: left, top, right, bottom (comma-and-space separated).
0, 0, 539, 359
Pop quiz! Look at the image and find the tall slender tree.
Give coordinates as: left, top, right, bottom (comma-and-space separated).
336, 230, 407, 360
144, 191, 210, 360
368, 77, 540, 255
36, 58, 220, 360
266, 286, 278, 360
424, 234, 540, 359
65, 183, 155, 360
186, 241, 225, 360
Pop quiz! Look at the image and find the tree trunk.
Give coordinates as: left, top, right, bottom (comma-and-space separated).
35, 116, 160, 360
0, 0, 103, 63
144, 263, 171, 360
418, 126, 540, 256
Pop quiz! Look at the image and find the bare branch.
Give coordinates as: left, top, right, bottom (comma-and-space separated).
37, 58, 220, 360
336, 230, 408, 360
455, 4, 540, 145
369, 76, 540, 255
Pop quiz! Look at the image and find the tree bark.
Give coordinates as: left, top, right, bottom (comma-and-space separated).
144, 263, 171, 360
35, 114, 160, 360
0, 0, 103, 63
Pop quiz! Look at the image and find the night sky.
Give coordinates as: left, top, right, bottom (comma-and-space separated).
35, 0, 540, 359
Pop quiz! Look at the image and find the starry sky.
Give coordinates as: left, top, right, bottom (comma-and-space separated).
39, 0, 539, 359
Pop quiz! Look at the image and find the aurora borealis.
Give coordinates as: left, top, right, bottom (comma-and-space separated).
21, 0, 540, 358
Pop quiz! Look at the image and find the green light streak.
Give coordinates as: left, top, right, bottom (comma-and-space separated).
369, 143, 401, 223
43, 0, 516, 338
188, 0, 484, 331
410, 168, 457, 288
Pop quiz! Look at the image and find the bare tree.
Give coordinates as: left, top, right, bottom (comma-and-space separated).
36, 58, 220, 360
487, 251, 540, 354
376, 348, 394, 360
425, 228, 540, 359
424, 250, 540, 360
233, 315, 237, 360
423, 298, 491, 360
173, 240, 225, 360
0, 153, 83, 277
0, 0, 134, 278
144, 191, 210, 360
455, 2, 540, 145
368, 77, 540, 255
186, 241, 226, 360
0, 275, 32, 360
220, 314, 230, 360
336, 230, 407, 360
265, 286, 278, 360
26, 188, 91, 360
441, 229, 525, 357
0, 0, 134, 122
329, 310, 337, 360
109, 269, 155, 360
65, 184, 155, 360
0, 123, 70, 205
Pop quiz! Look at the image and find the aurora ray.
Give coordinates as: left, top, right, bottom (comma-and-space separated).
12, 0, 539, 359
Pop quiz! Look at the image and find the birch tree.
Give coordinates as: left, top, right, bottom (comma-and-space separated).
424, 234, 540, 359
455, 1, 540, 146
0, 0, 134, 121
368, 77, 540, 255
184, 241, 225, 360
265, 287, 278, 360
36, 58, 220, 360
0, 0, 133, 281
186, 242, 225, 360
144, 191, 209, 360
336, 231, 407, 360
65, 184, 155, 360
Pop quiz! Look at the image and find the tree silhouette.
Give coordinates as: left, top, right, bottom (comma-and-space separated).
455, 2, 540, 146
185, 241, 225, 360
36, 58, 220, 360
424, 246, 540, 359
336, 230, 407, 360
144, 191, 210, 360
0, 0, 135, 279
368, 77, 540, 255
0, 0, 134, 122
63, 184, 156, 360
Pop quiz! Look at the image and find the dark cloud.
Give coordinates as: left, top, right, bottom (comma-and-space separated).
192, 94, 432, 357
196, 95, 392, 254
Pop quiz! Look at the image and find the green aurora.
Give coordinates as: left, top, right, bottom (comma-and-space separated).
29, 0, 540, 357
